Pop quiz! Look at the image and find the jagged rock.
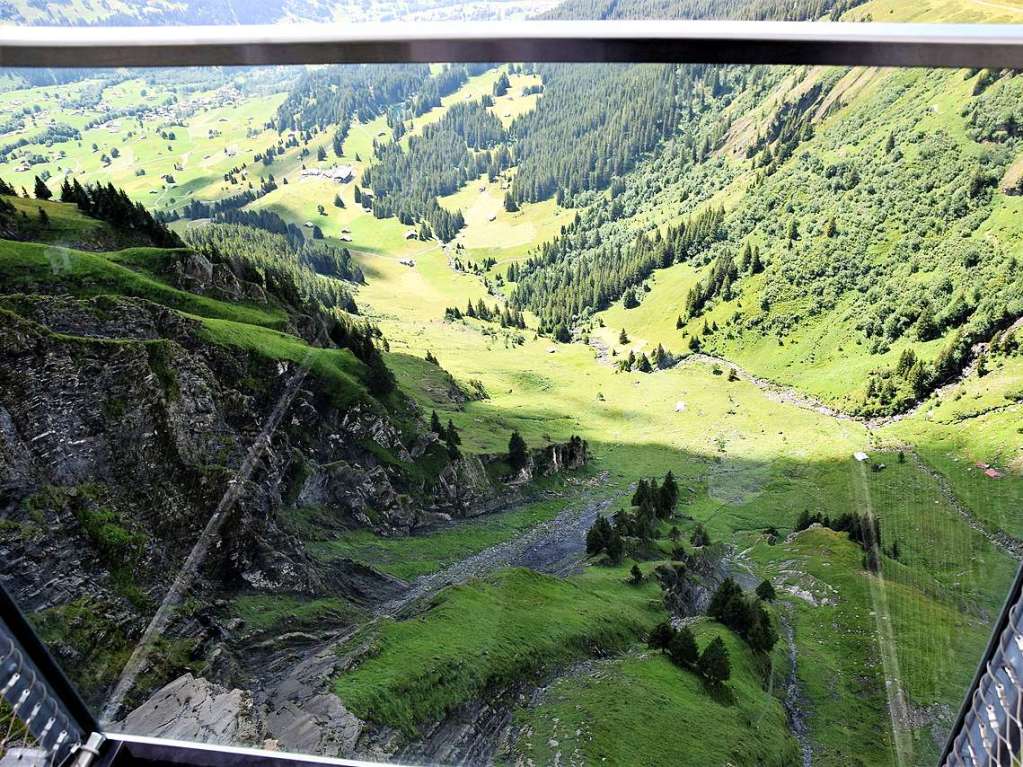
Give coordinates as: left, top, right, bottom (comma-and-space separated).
297, 461, 415, 532
119, 673, 267, 746
171, 252, 268, 305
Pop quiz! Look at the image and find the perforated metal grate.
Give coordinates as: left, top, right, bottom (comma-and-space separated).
0, 624, 83, 767
942, 568, 1023, 767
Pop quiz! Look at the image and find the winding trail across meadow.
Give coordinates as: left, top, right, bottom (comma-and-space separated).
376, 487, 622, 618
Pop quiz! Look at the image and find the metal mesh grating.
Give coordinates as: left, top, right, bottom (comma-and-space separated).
943, 569, 1023, 767
0, 620, 83, 767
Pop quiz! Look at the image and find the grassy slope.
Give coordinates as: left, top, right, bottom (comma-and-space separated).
334, 566, 665, 736
3, 11, 1019, 762
0, 217, 371, 406
310, 490, 574, 580
0, 237, 287, 327
507, 621, 799, 767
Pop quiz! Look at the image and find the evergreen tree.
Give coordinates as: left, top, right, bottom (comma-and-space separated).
430, 410, 444, 434
698, 636, 731, 685
658, 470, 678, 518
508, 430, 529, 472
756, 579, 776, 602
445, 420, 461, 459
605, 529, 625, 564
33, 176, 52, 200
647, 621, 674, 651
619, 328, 629, 344
493, 72, 511, 97
366, 351, 396, 396
504, 192, 518, 212
668, 626, 699, 669
630, 563, 643, 585
586, 516, 614, 556
690, 523, 710, 547
747, 602, 778, 653
333, 193, 345, 208
446, 419, 461, 446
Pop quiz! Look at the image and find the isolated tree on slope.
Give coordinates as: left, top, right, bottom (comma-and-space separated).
668, 626, 699, 669
508, 430, 528, 472
698, 636, 731, 685
647, 621, 673, 651
630, 563, 643, 585
33, 176, 52, 201
756, 579, 776, 602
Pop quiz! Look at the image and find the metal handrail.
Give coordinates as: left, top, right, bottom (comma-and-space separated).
2, 20, 1023, 69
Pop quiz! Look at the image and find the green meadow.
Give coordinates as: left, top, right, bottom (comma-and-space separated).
3, 16, 1021, 761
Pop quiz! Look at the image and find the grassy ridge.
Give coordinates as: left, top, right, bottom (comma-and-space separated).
310, 493, 572, 580
0, 238, 287, 328
334, 566, 664, 735
507, 622, 800, 767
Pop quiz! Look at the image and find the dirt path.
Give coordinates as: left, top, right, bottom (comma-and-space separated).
907, 450, 1023, 560
376, 489, 621, 617
678, 348, 990, 430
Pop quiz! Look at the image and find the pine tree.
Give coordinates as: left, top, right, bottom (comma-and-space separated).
508, 430, 528, 472
647, 621, 674, 651
755, 579, 776, 602
619, 328, 629, 344
445, 420, 461, 459
630, 564, 643, 585
430, 410, 444, 434
33, 176, 52, 201
366, 352, 395, 396
658, 470, 678, 517
698, 636, 731, 685
668, 626, 699, 669
446, 419, 461, 446
333, 193, 345, 208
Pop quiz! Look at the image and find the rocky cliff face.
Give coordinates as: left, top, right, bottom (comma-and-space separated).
0, 294, 487, 706
0, 288, 590, 714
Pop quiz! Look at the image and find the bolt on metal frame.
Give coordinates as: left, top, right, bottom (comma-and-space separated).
1, 17, 1023, 767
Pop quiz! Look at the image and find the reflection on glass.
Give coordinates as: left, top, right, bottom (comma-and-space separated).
1, 11, 1022, 766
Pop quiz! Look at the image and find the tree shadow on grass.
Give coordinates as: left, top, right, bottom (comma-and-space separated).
704, 680, 736, 707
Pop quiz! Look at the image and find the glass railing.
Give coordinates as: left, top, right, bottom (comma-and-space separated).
1, 12, 1023, 767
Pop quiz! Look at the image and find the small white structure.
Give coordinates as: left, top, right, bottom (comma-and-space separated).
300, 165, 354, 183
340, 228, 351, 234
854, 451, 869, 462
404, 230, 418, 240
399, 258, 416, 267
675, 401, 686, 413
488, 214, 497, 222
304, 221, 314, 228
547, 347, 557, 354
339, 234, 353, 242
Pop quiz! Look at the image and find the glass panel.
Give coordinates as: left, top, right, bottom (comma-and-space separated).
1, 50, 1022, 767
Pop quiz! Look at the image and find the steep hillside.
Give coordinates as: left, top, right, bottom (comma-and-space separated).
0, 193, 586, 715
510, 0, 1023, 418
